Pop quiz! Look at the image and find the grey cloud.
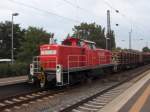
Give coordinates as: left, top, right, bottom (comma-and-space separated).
0, 0, 149, 50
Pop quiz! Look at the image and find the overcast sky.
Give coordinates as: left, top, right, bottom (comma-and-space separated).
0, 0, 150, 50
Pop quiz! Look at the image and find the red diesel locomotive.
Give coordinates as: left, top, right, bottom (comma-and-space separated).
29, 36, 147, 88
29, 37, 113, 88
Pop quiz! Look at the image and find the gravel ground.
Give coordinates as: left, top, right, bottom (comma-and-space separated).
8, 66, 150, 112
12, 80, 118, 112
0, 83, 38, 100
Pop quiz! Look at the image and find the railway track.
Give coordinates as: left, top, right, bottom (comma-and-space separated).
0, 81, 85, 111
0, 65, 149, 112
60, 66, 150, 112
0, 88, 66, 112
0, 82, 40, 100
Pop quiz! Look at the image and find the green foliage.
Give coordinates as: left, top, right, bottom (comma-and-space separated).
0, 21, 25, 59
0, 63, 28, 78
142, 46, 150, 52
0, 22, 52, 76
72, 22, 116, 49
112, 47, 122, 51
17, 26, 51, 63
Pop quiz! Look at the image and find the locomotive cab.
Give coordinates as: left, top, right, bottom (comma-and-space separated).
62, 37, 96, 49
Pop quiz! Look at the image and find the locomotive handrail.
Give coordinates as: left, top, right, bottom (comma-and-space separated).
67, 55, 88, 85
32, 56, 58, 73
68, 55, 88, 69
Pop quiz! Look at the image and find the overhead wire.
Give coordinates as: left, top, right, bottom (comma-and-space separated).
103, 0, 132, 24
8, 0, 147, 41
62, 0, 91, 13
102, 0, 146, 38
101, 0, 150, 50
8, 0, 80, 23
61, 0, 103, 21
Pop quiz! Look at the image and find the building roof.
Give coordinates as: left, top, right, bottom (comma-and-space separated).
0, 59, 12, 62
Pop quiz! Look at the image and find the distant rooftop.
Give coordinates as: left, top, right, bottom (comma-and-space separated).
0, 59, 12, 62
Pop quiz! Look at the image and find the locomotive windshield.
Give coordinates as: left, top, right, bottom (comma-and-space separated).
83, 39, 96, 49
62, 41, 72, 46
62, 37, 81, 47
89, 43, 96, 49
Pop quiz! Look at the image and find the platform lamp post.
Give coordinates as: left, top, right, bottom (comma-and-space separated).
11, 13, 19, 64
129, 28, 132, 50
139, 38, 144, 50
122, 38, 144, 50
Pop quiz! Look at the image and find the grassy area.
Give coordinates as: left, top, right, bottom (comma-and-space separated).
0, 63, 29, 78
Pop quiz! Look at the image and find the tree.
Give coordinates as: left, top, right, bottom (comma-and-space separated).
142, 47, 150, 52
17, 27, 51, 63
72, 22, 116, 49
0, 21, 25, 59
112, 47, 122, 51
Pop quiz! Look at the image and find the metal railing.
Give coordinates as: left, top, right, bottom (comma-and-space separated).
67, 55, 87, 85
32, 56, 57, 73
68, 55, 87, 69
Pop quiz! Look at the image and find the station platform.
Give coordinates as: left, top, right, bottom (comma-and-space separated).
0, 75, 28, 86
99, 70, 150, 112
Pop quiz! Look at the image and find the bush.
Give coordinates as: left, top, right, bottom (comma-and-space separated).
0, 62, 29, 78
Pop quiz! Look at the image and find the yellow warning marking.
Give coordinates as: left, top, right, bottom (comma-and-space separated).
129, 84, 150, 112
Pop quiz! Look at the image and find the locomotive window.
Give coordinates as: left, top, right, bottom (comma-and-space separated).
77, 41, 84, 47
89, 44, 96, 49
77, 41, 81, 46
92, 44, 96, 49
63, 41, 72, 46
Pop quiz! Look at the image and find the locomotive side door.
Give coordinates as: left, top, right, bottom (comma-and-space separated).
84, 44, 91, 66
85, 43, 96, 67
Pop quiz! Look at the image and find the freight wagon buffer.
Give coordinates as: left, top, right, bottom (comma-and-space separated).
29, 37, 113, 88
